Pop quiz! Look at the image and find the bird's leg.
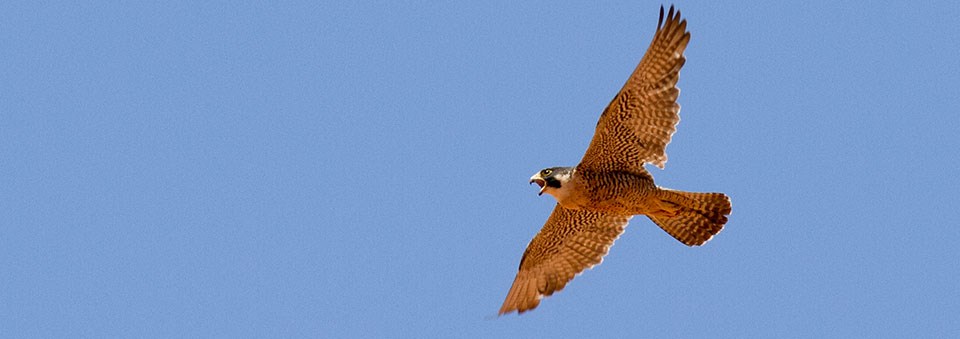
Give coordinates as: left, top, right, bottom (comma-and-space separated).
646, 198, 681, 218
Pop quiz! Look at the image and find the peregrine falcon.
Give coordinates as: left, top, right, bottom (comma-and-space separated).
499, 6, 732, 315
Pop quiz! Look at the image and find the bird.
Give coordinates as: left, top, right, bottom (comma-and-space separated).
499, 5, 732, 315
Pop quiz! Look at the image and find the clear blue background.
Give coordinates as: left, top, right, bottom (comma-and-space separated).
3, 1, 959, 338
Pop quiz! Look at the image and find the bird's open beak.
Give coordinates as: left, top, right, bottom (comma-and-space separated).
530, 174, 547, 196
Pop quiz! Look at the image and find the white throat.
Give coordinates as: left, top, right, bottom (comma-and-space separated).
542, 171, 575, 203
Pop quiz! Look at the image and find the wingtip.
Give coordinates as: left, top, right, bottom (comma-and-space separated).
658, 4, 684, 31
497, 305, 523, 317
658, 5, 665, 29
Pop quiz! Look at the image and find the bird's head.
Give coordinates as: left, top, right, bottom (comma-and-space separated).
530, 167, 574, 198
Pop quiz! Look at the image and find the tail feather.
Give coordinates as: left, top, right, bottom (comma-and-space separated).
648, 189, 731, 246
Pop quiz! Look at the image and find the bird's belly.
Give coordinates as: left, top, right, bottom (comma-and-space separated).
585, 193, 651, 214
564, 172, 656, 214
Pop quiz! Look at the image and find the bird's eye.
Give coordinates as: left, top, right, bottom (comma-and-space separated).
543, 169, 552, 175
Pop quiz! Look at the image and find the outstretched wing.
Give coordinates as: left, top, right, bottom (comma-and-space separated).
579, 5, 690, 173
499, 205, 631, 315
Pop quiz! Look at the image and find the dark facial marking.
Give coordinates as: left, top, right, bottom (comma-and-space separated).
544, 176, 562, 189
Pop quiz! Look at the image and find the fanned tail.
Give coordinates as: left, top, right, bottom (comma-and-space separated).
648, 189, 731, 246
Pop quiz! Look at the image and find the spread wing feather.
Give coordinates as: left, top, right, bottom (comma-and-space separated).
499, 205, 631, 315
579, 5, 690, 173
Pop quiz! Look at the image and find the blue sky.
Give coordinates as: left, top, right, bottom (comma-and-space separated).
2, 1, 959, 338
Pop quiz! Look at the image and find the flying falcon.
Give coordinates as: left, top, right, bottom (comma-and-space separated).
499, 6, 732, 315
